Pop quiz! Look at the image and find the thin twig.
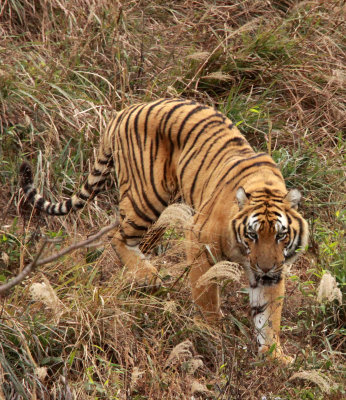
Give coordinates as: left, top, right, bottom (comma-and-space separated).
0, 219, 119, 296
267, 119, 272, 157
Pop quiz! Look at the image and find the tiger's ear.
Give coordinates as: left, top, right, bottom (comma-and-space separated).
285, 189, 301, 209
236, 187, 250, 210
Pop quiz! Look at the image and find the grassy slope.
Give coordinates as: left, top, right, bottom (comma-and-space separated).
0, 0, 345, 399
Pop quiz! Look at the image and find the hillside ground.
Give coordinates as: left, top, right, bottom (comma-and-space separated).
0, 1, 345, 399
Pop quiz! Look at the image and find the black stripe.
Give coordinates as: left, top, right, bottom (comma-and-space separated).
198, 155, 273, 211
237, 148, 254, 154
66, 199, 73, 211
95, 178, 106, 188
251, 212, 262, 218
26, 187, 37, 202
143, 99, 174, 147
154, 121, 160, 159
133, 103, 147, 184
102, 148, 112, 158
225, 159, 278, 185
83, 182, 93, 193
161, 102, 190, 141
189, 132, 230, 207
20, 162, 34, 185
167, 124, 176, 166
126, 219, 149, 231
117, 115, 146, 212
251, 192, 284, 202
250, 203, 283, 213
205, 139, 243, 171
188, 163, 204, 206
74, 201, 84, 210
121, 233, 143, 240
149, 140, 169, 207
176, 105, 209, 148
91, 168, 102, 176
58, 202, 65, 215
163, 101, 200, 158
271, 170, 283, 180
179, 119, 223, 169
97, 158, 109, 165
189, 136, 244, 205
222, 155, 275, 183
182, 115, 219, 149
286, 228, 297, 250
199, 126, 227, 154
91, 188, 101, 197
79, 192, 89, 200
231, 219, 237, 240
251, 303, 268, 317
178, 148, 198, 189
162, 160, 169, 192
250, 204, 268, 212
116, 135, 128, 182
128, 195, 155, 224
126, 105, 147, 201
141, 187, 163, 218
296, 217, 303, 249
35, 197, 45, 210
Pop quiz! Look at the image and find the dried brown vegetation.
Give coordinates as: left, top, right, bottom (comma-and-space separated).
0, 0, 345, 399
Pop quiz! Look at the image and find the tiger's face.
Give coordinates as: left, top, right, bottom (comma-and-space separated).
233, 187, 309, 285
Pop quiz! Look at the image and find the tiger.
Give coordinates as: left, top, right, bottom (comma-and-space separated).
20, 98, 309, 363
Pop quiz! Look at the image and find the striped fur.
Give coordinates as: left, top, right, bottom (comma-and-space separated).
20, 98, 309, 363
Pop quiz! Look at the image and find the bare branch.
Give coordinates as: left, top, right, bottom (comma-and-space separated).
0, 219, 119, 296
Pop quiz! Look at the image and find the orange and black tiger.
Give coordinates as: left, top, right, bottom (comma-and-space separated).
20, 98, 309, 363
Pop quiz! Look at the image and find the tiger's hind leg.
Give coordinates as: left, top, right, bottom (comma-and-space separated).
111, 196, 161, 286
112, 227, 160, 286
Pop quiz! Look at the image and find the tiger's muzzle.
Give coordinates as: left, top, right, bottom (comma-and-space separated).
253, 263, 283, 286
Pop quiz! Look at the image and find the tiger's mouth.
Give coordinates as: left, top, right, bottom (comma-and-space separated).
255, 273, 282, 286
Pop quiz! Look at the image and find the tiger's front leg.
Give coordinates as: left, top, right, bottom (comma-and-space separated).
249, 276, 293, 364
186, 230, 222, 322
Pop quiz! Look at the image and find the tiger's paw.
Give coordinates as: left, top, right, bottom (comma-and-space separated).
259, 345, 294, 365
276, 353, 294, 365
127, 260, 162, 289
203, 309, 224, 324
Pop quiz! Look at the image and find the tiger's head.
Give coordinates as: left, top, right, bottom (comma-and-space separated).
232, 187, 309, 286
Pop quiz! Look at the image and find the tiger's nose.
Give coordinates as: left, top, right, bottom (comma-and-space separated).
256, 263, 275, 273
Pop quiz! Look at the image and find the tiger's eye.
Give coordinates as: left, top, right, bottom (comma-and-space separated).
276, 232, 287, 240
247, 231, 257, 240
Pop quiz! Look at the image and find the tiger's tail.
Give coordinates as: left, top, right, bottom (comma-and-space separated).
20, 136, 114, 216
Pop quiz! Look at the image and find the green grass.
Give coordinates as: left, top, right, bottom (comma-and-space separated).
0, 0, 345, 398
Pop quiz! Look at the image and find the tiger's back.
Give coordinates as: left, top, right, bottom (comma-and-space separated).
112, 98, 283, 216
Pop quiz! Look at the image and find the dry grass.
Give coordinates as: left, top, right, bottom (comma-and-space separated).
289, 370, 338, 395
155, 203, 193, 231
196, 261, 243, 288
317, 271, 343, 305
0, 0, 345, 399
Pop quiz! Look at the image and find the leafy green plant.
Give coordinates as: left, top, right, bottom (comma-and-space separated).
313, 210, 345, 288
